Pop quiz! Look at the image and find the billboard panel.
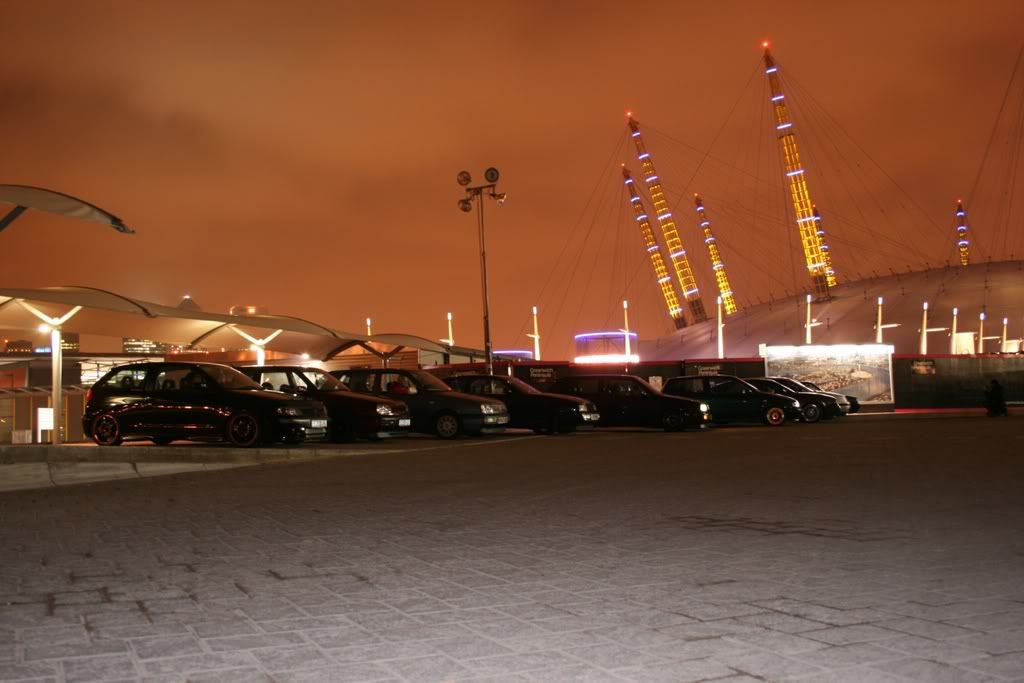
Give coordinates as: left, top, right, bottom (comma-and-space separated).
763, 344, 895, 404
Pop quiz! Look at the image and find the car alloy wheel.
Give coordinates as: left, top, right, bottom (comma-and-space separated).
801, 403, 822, 423
764, 406, 786, 426
435, 413, 461, 439
662, 412, 685, 432
226, 412, 261, 447
92, 414, 123, 446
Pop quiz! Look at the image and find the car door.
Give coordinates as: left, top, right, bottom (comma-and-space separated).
173, 366, 227, 437
600, 378, 635, 426
706, 378, 744, 421
96, 366, 153, 435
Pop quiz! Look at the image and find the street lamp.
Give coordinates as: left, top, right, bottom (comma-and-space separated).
457, 167, 507, 375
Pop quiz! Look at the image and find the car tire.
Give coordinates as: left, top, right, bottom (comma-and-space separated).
92, 414, 123, 446
226, 412, 261, 447
152, 437, 173, 446
801, 403, 822, 423
764, 406, 786, 426
434, 412, 462, 439
662, 412, 685, 432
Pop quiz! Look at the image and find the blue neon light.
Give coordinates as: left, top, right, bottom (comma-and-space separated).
777, 123, 792, 130
684, 288, 700, 296
670, 250, 686, 258
705, 237, 715, 243
956, 211, 965, 217
630, 196, 640, 203
624, 178, 634, 185
700, 221, 710, 227
657, 212, 673, 220
647, 245, 659, 252
796, 217, 815, 223
766, 67, 778, 74
771, 95, 785, 101
646, 175, 659, 183
638, 153, 650, 159
631, 131, 641, 137
786, 169, 805, 176
959, 240, 969, 246
713, 263, 724, 270
657, 276, 671, 284
636, 214, 648, 221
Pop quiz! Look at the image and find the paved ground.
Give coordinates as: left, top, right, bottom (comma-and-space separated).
1, 418, 1023, 682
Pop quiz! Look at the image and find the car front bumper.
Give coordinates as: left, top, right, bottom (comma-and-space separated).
275, 417, 329, 442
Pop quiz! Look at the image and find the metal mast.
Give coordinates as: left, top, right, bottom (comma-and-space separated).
627, 115, 708, 323
955, 199, 971, 266
694, 194, 738, 315
623, 167, 687, 328
763, 44, 837, 299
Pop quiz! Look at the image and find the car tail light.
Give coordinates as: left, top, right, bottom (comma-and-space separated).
85, 388, 93, 403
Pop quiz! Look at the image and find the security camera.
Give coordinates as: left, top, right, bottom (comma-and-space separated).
493, 192, 507, 206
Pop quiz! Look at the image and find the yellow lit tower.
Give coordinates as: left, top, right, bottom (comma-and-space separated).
627, 114, 708, 323
763, 43, 837, 299
693, 194, 738, 314
622, 167, 687, 328
954, 199, 970, 266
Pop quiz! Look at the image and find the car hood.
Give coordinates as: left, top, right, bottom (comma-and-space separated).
226, 389, 322, 408
314, 390, 407, 412
539, 392, 591, 406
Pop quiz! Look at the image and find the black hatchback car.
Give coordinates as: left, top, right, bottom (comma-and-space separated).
746, 377, 840, 422
83, 362, 329, 447
237, 366, 411, 441
662, 375, 801, 426
546, 374, 710, 431
443, 374, 600, 433
333, 368, 509, 439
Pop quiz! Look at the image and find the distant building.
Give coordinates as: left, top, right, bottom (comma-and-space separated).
178, 295, 201, 312
230, 304, 269, 316
3, 340, 33, 354
61, 333, 80, 352
122, 338, 168, 355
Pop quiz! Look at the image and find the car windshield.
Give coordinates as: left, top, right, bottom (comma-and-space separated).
297, 368, 350, 392
202, 364, 263, 390
507, 377, 541, 394
632, 376, 659, 394
408, 370, 452, 392
776, 377, 809, 392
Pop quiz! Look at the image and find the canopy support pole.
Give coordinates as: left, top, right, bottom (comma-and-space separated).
15, 301, 82, 444
227, 326, 283, 366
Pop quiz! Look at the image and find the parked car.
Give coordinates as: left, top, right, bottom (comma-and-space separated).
83, 362, 329, 447
799, 380, 860, 413
237, 365, 411, 441
546, 374, 710, 431
443, 373, 600, 433
662, 375, 801, 426
332, 368, 509, 438
746, 377, 840, 422
767, 376, 849, 416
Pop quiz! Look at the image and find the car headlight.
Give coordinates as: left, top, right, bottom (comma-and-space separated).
276, 406, 302, 416
699, 403, 709, 413
577, 403, 589, 413
376, 404, 397, 416
792, 400, 800, 408
480, 403, 505, 415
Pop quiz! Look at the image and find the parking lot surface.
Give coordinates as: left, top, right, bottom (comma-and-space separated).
1, 418, 1023, 682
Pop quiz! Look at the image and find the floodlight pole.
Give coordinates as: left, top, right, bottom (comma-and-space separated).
622, 300, 631, 359
528, 305, 541, 361
875, 297, 884, 344
950, 307, 958, 354
1002, 318, 1008, 352
978, 312, 986, 353
805, 294, 813, 344
15, 301, 82, 444
716, 296, 724, 359
458, 169, 505, 376
920, 302, 928, 355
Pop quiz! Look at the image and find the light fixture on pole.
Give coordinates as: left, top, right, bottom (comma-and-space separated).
716, 296, 724, 359
919, 301, 948, 355
950, 307, 959, 354
366, 318, 373, 336
440, 312, 454, 346
978, 312, 986, 353
621, 300, 632, 360
803, 294, 822, 344
527, 305, 541, 361
1002, 317, 1009, 352
457, 167, 506, 375
875, 296, 900, 343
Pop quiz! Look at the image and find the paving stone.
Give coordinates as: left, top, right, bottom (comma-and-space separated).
205, 631, 307, 651
957, 629, 1024, 655
461, 650, 583, 677
61, 655, 138, 682
272, 663, 398, 682
960, 652, 1024, 678
801, 623, 902, 645
876, 657, 1004, 682
250, 644, 334, 672
381, 653, 472, 681
615, 657, 738, 683
875, 615, 979, 640
22, 638, 128, 661
131, 633, 205, 659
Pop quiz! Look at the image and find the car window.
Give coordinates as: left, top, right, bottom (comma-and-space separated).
605, 379, 642, 396
381, 372, 418, 396
507, 377, 540, 394
297, 369, 350, 391
344, 373, 375, 393
200, 365, 262, 390
468, 378, 507, 396
708, 378, 744, 395
102, 367, 148, 391
553, 377, 600, 395
154, 367, 192, 392
179, 367, 213, 392
666, 378, 703, 395
253, 370, 292, 392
